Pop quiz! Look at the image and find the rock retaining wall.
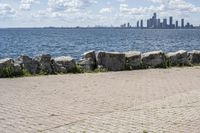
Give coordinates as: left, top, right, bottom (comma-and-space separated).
0, 50, 200, 78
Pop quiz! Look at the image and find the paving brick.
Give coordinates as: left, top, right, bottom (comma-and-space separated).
0, 67, 200, 132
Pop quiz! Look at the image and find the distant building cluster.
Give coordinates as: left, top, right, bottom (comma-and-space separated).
120, 13, 197, 29
144, 13, 193, 29
120, 22, 131, 28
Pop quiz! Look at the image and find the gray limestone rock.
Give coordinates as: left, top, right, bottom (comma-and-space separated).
78, 59, 96, 71
188, 50, 200, 65
125, 51, 141, 69
83, 50, 96, 62
0, 58, 23, 77
0, 58, 14, 69
15, 55, 39, 74
34, 54, 53, 74
166, 50, 191, 66
79, 51, 97, 70
53, 56, 76, 73
96, 51, 126, 71
142, 51, 166, 68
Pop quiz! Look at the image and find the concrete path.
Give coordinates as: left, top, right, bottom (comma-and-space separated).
0, 67, 200, 133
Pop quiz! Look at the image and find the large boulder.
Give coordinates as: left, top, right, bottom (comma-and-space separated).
13, 63, 23, 75
34, 54, 53, 74
0, 58, 14, 69
96, 51, 126, 71
15, 55, 39, 74
83, 50, 96, 62
142, 51, 166, 68
125, 51, 141, 69
78, 59, 96, 71
188, 50, 200, 65
79, 51, 97, 71
0, 58, 23, 77
51, 61, 66, 73
53, 56, 76, 73
166, 50, 191, 66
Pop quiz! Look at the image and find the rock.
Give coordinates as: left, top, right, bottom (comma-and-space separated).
80, 51, 97, 71
0, 58, 14, 69
78, 59, 96, 71
0, 58, 14, 77
15, 55, 39, 74
188, 50, 200, 65
83, 50, 96, 62
125, 51, 141, 69
13, 63, 23, 74
142, 51, 166, 68
53, 56, 76, 73
0, 58, 23, 77
96, 51, 126, 71
51, 60, 66, 73
166, 50, 191, 66
34, 54, 53, 74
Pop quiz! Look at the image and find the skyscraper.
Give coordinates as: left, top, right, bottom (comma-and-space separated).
163, 19, 167, 29
169, 16, 173, 28
153, 13, 157, 28
181, 19, 184, 28
137, 21, 139, 28
176, 21, 178, 28
140, 20, 143, 28
157, 19, 161, 28
149, 18, 153, 28
147, 19, 150, 28
153, 13, 157, 19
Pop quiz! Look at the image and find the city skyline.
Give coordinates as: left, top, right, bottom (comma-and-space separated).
134, 13, 196, 29
0, 0, 200, 28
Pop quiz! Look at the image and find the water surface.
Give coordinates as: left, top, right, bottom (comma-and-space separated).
0, 28, 200, 59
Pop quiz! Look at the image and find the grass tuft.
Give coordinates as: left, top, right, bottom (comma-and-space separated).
0, 67, 30, 78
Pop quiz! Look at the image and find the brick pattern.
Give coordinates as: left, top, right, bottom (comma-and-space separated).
0, 67, 200, 133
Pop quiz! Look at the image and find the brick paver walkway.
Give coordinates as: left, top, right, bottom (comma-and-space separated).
0, 67, 200, 133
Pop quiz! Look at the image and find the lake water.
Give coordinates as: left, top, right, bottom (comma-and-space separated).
0, 28, 200, 59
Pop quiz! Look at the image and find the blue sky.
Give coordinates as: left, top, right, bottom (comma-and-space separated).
0, 0, 200, 27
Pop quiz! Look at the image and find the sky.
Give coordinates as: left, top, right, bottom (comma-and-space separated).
0, 0, 200, 27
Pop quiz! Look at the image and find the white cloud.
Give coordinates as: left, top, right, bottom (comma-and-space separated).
149, 0, 200, 13
99, 7, 113, 13
117, 0, 127, 3
120, 0, 200, 17
1, 0, 200, 27
20, 0, 40, 11
48, 0, 97, 12
0, 4, 15, 18
119, 4, 163, 15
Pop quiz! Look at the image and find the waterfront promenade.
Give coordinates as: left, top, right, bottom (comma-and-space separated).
0, 67, 200, 133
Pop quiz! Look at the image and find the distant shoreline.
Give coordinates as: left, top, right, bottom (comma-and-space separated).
0, 27, 200, 30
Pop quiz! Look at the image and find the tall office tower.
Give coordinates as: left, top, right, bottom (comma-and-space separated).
157, 19, 161, 28
149, 18, 153, 28
169, 16, 173, 28
140, 19, 143, 28
137, 21, 139, 28
176, 21, 178, 28
127, 22, 130, 28
181, 19, 184, 28
163, 19, 167, 28
147, 19, 150, 28
153, 13, 157, 19
160, 23, 163, 28
153, 13, 157, 28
